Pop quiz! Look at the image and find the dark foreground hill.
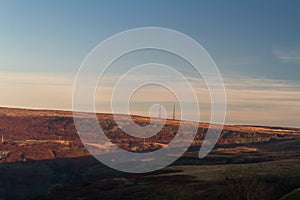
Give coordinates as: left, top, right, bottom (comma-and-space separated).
0, 107, 300, 199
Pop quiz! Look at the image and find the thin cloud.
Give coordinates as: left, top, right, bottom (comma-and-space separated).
0, 71, 300, 127
273, 48, 300, 63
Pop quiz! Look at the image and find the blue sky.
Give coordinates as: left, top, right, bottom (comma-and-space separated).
1, 1, 300, 78
0, 1, 300, 127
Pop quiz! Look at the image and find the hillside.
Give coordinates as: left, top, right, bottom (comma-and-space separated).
1, 107, 300, 199
0, 107, 299, 163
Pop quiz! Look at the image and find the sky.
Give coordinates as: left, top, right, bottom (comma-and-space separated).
0, 0, 300, 127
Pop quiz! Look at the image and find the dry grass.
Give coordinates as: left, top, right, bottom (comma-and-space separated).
215, 146, 259, 154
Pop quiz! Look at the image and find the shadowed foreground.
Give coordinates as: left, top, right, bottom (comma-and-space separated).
0, 107, 300, 199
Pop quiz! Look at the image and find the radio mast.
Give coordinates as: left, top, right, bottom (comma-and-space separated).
172, 104, 175, 120
158, 104, 161, 118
